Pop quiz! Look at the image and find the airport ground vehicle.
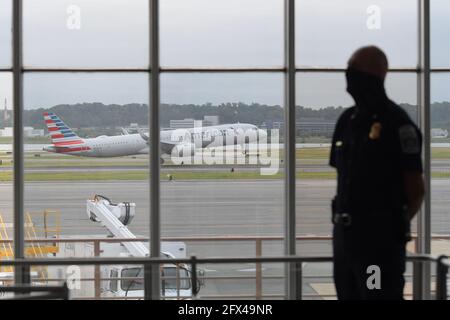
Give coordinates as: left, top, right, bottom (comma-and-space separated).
86, 195, 201, 299
0, 195, 200, 299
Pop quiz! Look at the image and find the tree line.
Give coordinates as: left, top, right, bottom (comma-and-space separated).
6, 101, 438, 130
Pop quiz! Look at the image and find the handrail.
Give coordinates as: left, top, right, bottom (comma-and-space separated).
1, 235, 449, 299
0, 255, 332, 265
0, 233, 449, 243
0, 283, 69, 300
0, 253, 448, 300
0, 253, 439, 266
1, 233, 448, 300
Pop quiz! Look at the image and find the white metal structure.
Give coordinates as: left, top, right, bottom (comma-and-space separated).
86, 195, 196, 298
87, 196, 148, 257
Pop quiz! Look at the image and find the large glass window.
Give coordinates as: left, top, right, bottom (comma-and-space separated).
296, 0, 417, 68
431, 73, 450, 258
23, 72, 149, 235
431, 1, 450, 274
0, 1, 12, 68
160, 0, 283, 67
431, 0, 450, 68
0, 0, 445, 301
161, 72, 285, 298
23, 72, 149, 298
0, 72, 13, 276
23, 0, 149, 68
295, 72, 418, 298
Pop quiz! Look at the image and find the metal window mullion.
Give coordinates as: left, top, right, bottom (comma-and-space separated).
415, 0, 431, 300
21, 68, 151, 72
7, 67, 430, 73
12, 0, 29, 285
145, 0, 161, 301
0, 254, 436, 267
294, 68, 420, 73
284, 0, 297, 300
428, 68, 450, 72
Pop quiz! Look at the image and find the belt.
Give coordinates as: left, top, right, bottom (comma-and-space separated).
332, 213, 352, 226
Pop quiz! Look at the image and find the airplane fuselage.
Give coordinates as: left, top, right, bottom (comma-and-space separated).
44, 133, 147, 157
44, 123, 266, 158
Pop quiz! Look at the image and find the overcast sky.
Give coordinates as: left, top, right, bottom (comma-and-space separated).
1, 0, 450, 110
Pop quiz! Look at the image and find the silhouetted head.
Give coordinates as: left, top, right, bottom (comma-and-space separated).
348, 46, 388, 79
346, 46, 389, 111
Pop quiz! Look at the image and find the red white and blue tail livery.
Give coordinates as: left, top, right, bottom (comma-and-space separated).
43, 112, 89, 153
43, 112, 149, 157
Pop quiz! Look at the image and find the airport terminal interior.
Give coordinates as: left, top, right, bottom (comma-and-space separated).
0, 0, 449, 300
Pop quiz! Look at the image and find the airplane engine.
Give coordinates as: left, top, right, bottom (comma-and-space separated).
172, 142, 196, 158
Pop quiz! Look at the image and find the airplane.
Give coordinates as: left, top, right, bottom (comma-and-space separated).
42, 112, 267, 158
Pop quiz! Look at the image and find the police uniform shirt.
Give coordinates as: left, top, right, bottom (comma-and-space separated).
329, 101, 423, 216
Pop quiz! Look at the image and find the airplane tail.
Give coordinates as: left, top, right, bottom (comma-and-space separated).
43, 112, 84, 146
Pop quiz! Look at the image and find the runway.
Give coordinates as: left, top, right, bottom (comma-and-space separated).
0, 178, 449, 246
0, 179, 446, 231
0, 179, 449, 298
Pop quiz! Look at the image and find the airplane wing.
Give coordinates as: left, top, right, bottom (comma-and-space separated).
138, 131, 178, 154
139, 131, 149, 142
160, 141, 178, 154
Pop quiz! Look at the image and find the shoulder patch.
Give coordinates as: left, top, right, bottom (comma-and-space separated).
399, 124, 420, 154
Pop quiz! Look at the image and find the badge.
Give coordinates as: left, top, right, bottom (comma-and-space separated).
399, 124, 420, 154
369, 122, 382, 140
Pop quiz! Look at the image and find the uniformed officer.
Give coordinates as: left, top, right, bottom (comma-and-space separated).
330, 46, 425, 300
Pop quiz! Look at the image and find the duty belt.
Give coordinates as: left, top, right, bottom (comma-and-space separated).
333, 213, 352, 226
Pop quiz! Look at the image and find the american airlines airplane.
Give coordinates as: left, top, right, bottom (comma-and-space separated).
42, 112, 267, 158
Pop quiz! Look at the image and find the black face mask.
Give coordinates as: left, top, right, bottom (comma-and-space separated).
346, 69, 388, 112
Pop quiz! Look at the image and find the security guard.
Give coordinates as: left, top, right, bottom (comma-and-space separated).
330, 46, 425, 300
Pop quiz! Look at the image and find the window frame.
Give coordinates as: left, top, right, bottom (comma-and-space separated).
6, 0, 435, 300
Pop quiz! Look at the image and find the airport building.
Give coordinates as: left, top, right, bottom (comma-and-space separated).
170, 115, 220, 129
0, 126, 44, 137
0, 1, 449, 302
271, 120, 336, 137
